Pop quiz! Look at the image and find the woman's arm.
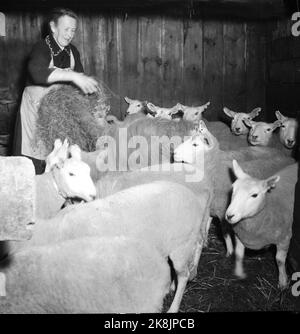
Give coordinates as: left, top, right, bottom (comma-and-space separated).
27, 41, 56, 85
47, 69, 99, 94
28, 40, 98, 94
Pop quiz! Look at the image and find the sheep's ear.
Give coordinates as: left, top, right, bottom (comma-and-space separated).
232, 159, 249, 180
198, 119, 208, 133
200, 101, 211, 113
272, 120, 282, 131
57, 138, 69, 161
275, 110, 286, 122
175, 102, 183, 110
69, 144, 82, 161
124, 96, 133, 104
54, 159, 65, 170
223, 107, 236, 118
147, 102, 157, 113
264, 175, 280, 192
53, 138, 63, 150
243, 118, 253, 128
249, 107, 261, 119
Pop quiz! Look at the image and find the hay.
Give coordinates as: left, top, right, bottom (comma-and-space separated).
35, 82, 118, 153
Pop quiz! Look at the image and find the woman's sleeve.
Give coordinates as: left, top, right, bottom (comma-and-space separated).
71, 46, 84, 73
27, 41, 56, 85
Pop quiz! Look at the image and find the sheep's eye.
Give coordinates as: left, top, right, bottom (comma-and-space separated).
251, 193, 258, 198
69, 172, 75, 176
195, 112, 199, 115
192, 143, 198, 147
281, 125, 286, 129
266, 128, 271, 132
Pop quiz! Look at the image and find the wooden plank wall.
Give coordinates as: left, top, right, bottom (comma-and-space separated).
265, 17, 300, 121
0, 11, 267, 122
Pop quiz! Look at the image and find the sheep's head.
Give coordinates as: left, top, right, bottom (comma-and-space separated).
179, 102, 210, 124
275, 110, 298, 149
46, 140, 96, 202
124, 96, 148, 115
53, 157, 96, 202
223, 107, 261, 136
244, 119, 281, 146
173, 120, 218, 164
146, 102, 182, 120
225, 159, 280, 224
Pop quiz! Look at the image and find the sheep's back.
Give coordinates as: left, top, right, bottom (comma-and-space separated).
0, 236, 170, 313
27, 181, 209, 254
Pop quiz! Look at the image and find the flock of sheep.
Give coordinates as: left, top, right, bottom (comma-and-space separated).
0, 92, 299, 313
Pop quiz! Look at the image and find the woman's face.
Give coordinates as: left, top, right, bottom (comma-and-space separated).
50, 15, 77, 48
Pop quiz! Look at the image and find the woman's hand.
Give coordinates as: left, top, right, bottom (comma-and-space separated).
48, 68, 99, 95
71, 72, 99, 95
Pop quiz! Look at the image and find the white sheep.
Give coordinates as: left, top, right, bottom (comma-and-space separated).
244, 118, 282, 147
225, 160, 297, 289
124, 96, 149, 115
94, 121, 293, 259
275, 110, 299, 149
78, 116, 197, 181
0, 143, 97, 260
176, 102, 211, 124
223, 106, 261, 135
17, 181, 211, 313
173, 121, 295, 256
37, 140, 96, 219
146, 102, 183, 120
0, 236, 171, 313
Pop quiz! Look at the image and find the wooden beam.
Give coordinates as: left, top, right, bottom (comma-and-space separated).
1, 0, 287, 20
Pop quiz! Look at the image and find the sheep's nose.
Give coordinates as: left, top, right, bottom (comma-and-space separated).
287, 139, 295, 146
90, 195, 96, 201
226, 213, 235, 222
251, 135, 258, 140
235, 127, 240, 132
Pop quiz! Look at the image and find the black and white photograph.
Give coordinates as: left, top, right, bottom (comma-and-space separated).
0, 0, 300, 318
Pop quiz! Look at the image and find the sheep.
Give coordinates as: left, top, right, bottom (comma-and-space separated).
16, 181, 211, 313
275, 110, 299, 149
124, 96, 148, 115
0, 143, 97, 260
244, 118, 282, 147
225, 160, 297, 289
176, 103, 251, 150
173, 120, 295, 256
223, 106, 261, 135
176, 102, 211, 124
77, 116, 198, 181
94, 121, 293, 258
0, 236, 171, 313
146, 102, 183, 120
123, 96, 157, 119
36, 140, 96, 219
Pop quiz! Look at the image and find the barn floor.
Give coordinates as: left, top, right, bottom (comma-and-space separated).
164, 219, 300, 313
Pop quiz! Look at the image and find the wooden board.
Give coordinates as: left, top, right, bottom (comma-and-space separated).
203, 20, 224, 121
245, 22, 266, 120
138, 16, 163, 105
223, 22, 246, 114
161, 16, 184, 106
182, 19, 203, 107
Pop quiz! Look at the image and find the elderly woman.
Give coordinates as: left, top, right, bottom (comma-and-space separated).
12, 7, 99, 174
